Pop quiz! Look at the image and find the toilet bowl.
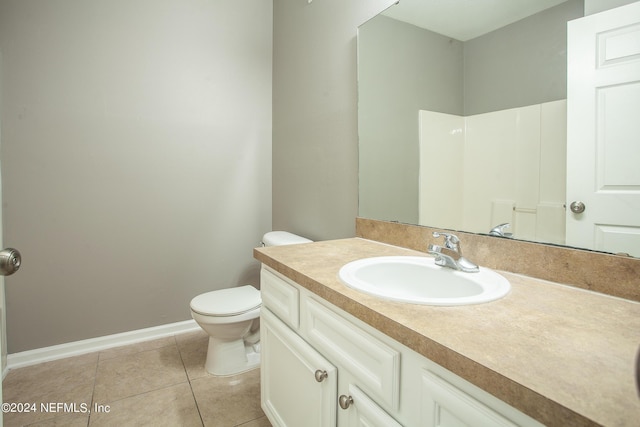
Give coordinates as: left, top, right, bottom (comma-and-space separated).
190, 231, 312, 376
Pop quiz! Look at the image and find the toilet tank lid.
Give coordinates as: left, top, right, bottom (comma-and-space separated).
191, 285, 261, 316
262, 231, 312, 247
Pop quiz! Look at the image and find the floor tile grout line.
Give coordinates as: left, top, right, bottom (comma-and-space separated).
174, 333, 206, 426
86, 351, 101, 427
93, 379, 192, 407
96, 340, 178, 363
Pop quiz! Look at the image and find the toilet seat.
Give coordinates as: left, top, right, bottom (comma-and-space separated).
190, 285, 261, 317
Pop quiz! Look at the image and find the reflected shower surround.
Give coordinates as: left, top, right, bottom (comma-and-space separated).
419, 100, 567, 245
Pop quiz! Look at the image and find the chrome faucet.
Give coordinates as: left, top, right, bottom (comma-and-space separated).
427, 232, 479, 273
489, 223, 513, 238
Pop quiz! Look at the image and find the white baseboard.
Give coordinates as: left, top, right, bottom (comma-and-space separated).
5, 319, 200, 374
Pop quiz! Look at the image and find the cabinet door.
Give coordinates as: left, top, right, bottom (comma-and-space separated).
341, 384, 402, 427
304, 296, 400, 410
421, 370, 518, 427
262, 308, 337, 427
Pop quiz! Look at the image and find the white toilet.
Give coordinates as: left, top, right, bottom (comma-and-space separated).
190, 231, 312, 376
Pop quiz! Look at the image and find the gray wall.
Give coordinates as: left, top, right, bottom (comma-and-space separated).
585, 0, 638, 14
272, 0, 396, 240
358, 17, 463, 224
464, 0, 583, 115
0, 0, 273, 352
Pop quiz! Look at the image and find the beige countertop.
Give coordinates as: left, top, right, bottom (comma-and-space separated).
254, 237, 640, 427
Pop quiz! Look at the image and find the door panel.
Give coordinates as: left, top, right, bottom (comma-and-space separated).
566, 2, 640, 256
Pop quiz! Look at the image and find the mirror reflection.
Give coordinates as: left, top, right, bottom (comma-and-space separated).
357, 0, 639, 257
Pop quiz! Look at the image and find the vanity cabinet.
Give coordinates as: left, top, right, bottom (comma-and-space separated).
261, 266, 401, 427
260, 266, 542, 427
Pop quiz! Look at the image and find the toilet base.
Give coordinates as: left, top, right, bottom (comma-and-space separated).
205, 336, 260, 376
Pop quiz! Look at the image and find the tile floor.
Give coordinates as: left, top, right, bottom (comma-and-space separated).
2, 329, 272, 426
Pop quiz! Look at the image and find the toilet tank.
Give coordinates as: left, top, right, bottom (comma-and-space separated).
262, 231, 312, 247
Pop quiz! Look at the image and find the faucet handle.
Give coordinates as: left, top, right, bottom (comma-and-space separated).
489, 223, 512, 237
432, 232, 460, 250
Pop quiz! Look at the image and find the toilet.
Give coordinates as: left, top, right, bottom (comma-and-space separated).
190, 231, 312, 376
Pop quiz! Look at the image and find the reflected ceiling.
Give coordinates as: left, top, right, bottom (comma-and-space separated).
383, 0, 570, 40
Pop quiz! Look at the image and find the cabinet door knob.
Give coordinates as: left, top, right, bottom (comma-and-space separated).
338, 395, 353, 409
314, 370, 328, 382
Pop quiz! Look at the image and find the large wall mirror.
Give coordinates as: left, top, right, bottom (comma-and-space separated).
358, 0, 640, 257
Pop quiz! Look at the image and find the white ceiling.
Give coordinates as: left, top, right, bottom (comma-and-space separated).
382, 0, 570, 41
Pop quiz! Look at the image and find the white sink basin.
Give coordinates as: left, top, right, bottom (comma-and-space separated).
338, 256, 510, 306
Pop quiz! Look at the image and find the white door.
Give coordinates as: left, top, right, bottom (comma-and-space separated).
0, 51, 23, 427
566, 2, 640, 256
0, 50, 5, 426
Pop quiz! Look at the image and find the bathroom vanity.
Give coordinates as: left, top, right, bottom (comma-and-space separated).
254, 237, 640, 427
